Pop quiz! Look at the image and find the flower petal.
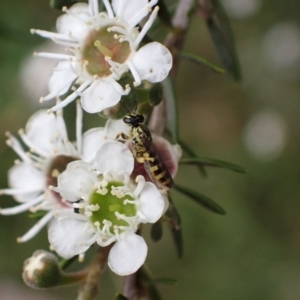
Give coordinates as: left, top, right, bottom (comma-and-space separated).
105, 118, 130, 140
95, 142, 134, 175
8, 163, 44, 203
82, 128, 107, 163
48, 60, 78, 96
138, 182, 167, 223
112, 0, 151, 26
48, 218, 94, 259
81, 80, 121, 113
25, 110, 58, 154
131, 42, 172, 82
57, 161, 97, 201
108, 232, 147, 276
56, 3, 91, 39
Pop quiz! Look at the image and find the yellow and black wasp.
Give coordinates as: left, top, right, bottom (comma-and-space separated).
117, 112, 174, 190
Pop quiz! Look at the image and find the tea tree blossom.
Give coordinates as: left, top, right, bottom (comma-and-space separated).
0, 104, 106, 242
32, 0, 172, 113
49, 141, 168, 276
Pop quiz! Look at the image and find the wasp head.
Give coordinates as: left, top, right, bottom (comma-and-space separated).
123, 113, 144, 126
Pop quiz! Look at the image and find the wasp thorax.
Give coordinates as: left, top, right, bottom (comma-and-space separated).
89, 181, 137, 234
82, 27, 131, 77
46, 155, 78, 205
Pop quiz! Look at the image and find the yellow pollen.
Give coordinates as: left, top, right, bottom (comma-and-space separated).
94, 40, 113, 58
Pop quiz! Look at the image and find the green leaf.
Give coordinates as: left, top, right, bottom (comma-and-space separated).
174, 184, 226, 215
180, 157, 247, 173
171, 225, 183, 259
151, 221, 163, 242
180, 140, 207, 177
28, 211, 48, 219
176, 50, 225, 74
50, 0, 87, 9
204, 0, 242, 81
146, 277, 178, 286
163, 77, 178, 144
115, 293, 129, 300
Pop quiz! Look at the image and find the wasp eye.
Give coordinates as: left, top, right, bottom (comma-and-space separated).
123, 116, 132, 124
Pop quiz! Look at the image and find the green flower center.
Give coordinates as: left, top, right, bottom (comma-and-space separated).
82, 27, 131, 77
89, 181, 136, 232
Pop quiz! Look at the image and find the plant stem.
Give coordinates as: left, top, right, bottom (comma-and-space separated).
77, 245, 112, 300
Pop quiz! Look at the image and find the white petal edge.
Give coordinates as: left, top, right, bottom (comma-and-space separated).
56, 3, 91, 39
8, 163, 44, 203
105, 118, 131, 140
95, 142, 134, 175
48, 218, 94, 259
138, 182, 166, 223
24, 110, 58, 154
131, 42, 172, 82
57, 161, 97, 202
108, 232, 147, 276
48, 60, 78, 96
81, 79, 122, 113
112, 0, 149, 26
81, 128, 107, 163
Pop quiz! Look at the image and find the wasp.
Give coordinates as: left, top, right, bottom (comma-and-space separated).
117, 113, 174, 190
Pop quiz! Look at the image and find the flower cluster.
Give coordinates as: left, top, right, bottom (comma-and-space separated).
1, 0, 177, 278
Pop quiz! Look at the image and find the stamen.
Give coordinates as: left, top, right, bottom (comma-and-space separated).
0, 194, 44, 215
47, 78, 94, 113
30, 29, 77, 43
17, 212, 53, 243
133, 175, 146, 197
18, 129, 49, 157
94, 40, 113, 58
33, 52, 74, 60
76, 101, 83, 154
102, 0, 114, 19
127, 60, 142, 87
5, 132, 31, 163
133, 6, 159, 48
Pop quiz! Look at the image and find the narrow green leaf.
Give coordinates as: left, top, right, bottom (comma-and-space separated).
210, 0, 241, 81
180, 157, 247, 173
166, 196, 183, 258
204, 0, 241, 82
165, 197, 181, 229
28, 211, 48, 219
163, 77, 178, 144
146, 278, 178, 286
171, 226, 183, 259
180, 140, 207, 177
151, 221, 163, 242
176, 50, 225, 74
115, 293, 129, 300
50, 0, 86, 9
174, 184, 226, 215
157, 0, 173, 29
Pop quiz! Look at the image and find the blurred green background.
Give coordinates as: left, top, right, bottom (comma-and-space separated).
1, 0, 300, 299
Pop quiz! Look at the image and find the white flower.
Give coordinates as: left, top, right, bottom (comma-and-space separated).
49, 141, 168, 276
32, 0, 172, 113
0, 103, 107, 242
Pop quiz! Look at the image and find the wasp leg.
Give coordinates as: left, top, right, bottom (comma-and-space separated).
116, 132, 131, 142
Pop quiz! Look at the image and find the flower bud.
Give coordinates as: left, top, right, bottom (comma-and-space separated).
23, 250, 86, 289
